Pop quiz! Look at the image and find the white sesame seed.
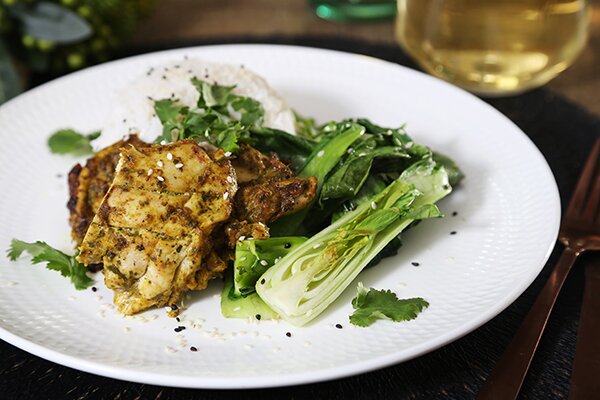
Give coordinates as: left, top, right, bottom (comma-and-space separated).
223, 192, 229, 200
167, 153, 173, 160
68, 296, 76, 301
371, 201, 377, 210
313, 243, 321, 249
317, 150, 325, 157
406, 141, 414, 148
175, 163, 184, 169
233, 306, 241, 311
238, 236, 246, 241
260, 260, 268, 266
157, 161, 164, 167
6, 281, 18, 286
147, 168, 153, 176
164, 346, 176, 354
258, 222, 266, 227
97, 310, 105, 318
160, 140, 167, 145
244, 344, 254, 350
226, 176, 234, 183
240, 257, 247, 261
124, 327, 131, 333
347, 147, 353, 154
157, 176, 165, 182
224, 151, 232, 157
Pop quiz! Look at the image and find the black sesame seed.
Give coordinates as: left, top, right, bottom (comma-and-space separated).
162, 75, 167, 80
170, 304, 178, 310
284, 243, 291, 249
174, 65, 180, 69
136, 244, 145, 251
260, 278, 266, 284
56, 173, 63, 178
452, 211, 458, 217
335, 324, 343, 329
204, 74, 209, 78
176, 317, 180, 322
285, 332, 291, 337
176, 245, 182, 253
174, 326, 186, 332
450, 231, 457, 235
190, 346, 197, 352
255, 314, 261, 320
411, 262, 420, 267
91, 286, 97, 292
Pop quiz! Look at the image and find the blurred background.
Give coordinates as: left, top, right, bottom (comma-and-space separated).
1, 0, 598, 115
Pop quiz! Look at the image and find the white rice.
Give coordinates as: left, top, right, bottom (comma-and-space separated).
92, 58, 295, 151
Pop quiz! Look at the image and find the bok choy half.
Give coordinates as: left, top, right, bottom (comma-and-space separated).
255, 158, 451, 326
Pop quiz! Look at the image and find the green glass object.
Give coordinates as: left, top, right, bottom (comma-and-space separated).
309, 0, 396, 21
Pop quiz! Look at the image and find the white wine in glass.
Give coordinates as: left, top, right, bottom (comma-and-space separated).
395, 0, 590, 95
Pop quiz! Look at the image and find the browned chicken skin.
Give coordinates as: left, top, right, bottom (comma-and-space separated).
77, 141, 236, 314
68, 135, 148, 245
69, 139, 317, 315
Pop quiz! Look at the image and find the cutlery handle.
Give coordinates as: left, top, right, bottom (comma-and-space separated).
569, 258, 600, 400
477, 246, 579, 400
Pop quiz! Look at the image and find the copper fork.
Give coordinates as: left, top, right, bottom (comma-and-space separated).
477, 138, 600, 400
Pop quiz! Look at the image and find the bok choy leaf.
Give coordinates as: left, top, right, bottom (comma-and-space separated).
255, 158, 451, 326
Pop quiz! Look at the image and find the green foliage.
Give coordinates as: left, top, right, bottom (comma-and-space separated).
256, 159, 450, 326
7, 239, 94, 290
0, 0, 157, 84
47, 128, 100, 154
153, 79, 267, 153
233, 237, 307, 298
0, 38, 22, 103
9, 1, 92, 44
349, 283, 429, 327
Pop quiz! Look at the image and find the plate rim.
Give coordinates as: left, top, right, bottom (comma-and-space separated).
0, 43, 561, 389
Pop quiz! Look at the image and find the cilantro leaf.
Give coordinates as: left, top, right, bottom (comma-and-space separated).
47, 128, 100, 155
153, 79, 265, 152
192, 78, 236, 108
349, 282, 429, 327
7, 239, 94, 290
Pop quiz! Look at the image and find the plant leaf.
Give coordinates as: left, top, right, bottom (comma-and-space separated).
349, 282, 429, 327
48, 128, 100, 155
0, 39, 22, 104
10, 2, 92, 44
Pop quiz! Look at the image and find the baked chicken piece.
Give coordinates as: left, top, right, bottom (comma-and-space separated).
77, 140, 237, 315
222, 145, 317, 248
68, 135, 148, 245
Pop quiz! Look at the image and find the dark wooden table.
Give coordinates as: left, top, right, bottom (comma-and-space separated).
2, 2, 600, 399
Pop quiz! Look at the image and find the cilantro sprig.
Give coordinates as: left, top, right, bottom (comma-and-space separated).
153, 78, 264, 152
349, 283, 429, 327
7, 239, 93, 290
47, 129, 100, 155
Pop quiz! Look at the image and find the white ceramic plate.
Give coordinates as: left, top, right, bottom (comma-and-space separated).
0, 45, 560, 389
